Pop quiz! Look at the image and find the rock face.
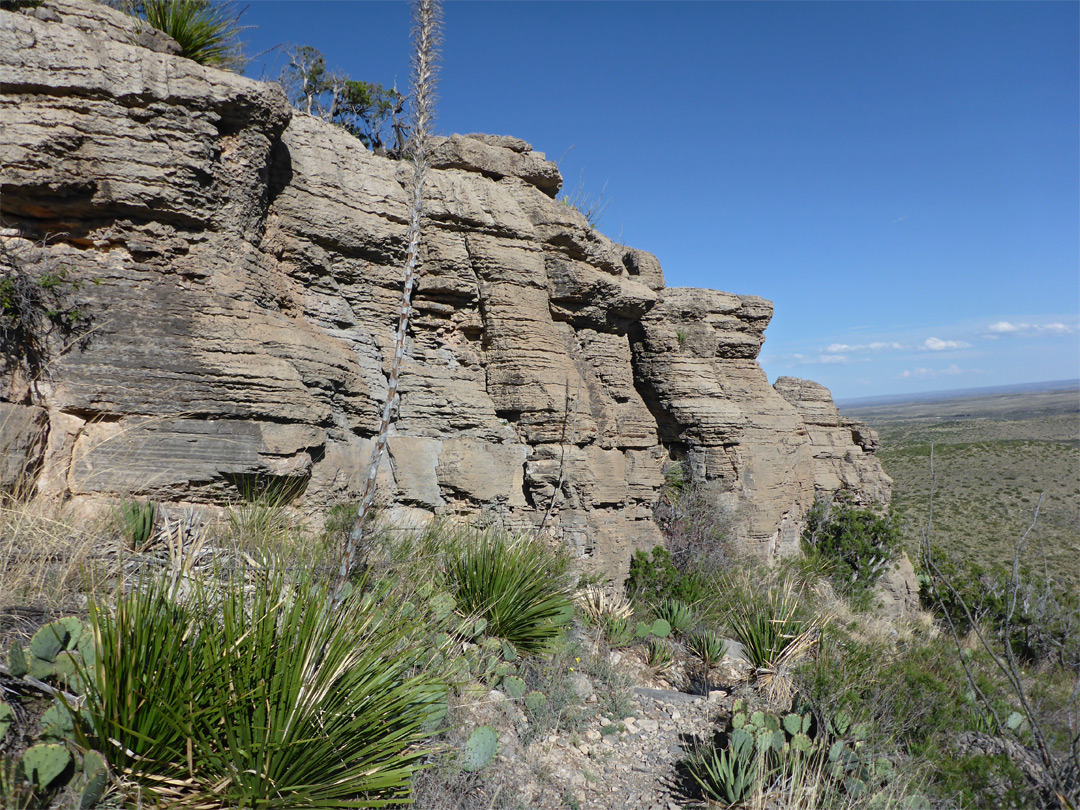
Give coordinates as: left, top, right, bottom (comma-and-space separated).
773, 377, 892, 507
0, 0, 889, 578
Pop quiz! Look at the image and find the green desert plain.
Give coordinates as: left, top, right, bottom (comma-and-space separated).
841, 381, 1080, 590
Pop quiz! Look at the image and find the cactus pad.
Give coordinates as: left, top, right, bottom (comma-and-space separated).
80, 766, 109, 809
39, 703, 75, 741
0, 701, 13, 741
30, 622, 68, 662
23, 743, 72, 790
460, 726, 498, 772
502, 675, 526, 699
8, 642, 28, 678
650, 618, 671, 638
28, 655, 55, 680
524, 691, 547, 712
791, 732, 813, 753
783, 713, 802, 735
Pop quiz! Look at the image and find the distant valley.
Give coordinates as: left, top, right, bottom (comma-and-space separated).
841, 380, 1080, 587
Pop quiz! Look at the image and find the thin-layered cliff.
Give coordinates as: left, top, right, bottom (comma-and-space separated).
0, 0, 891, 578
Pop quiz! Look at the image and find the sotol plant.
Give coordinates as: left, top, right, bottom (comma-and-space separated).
444, 530, 573, 656
138, 0, 245, 68
77, 568, 442, 807
336, 0, 442, 600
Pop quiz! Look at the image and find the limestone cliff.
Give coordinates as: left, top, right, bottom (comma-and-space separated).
0, 0, 891, 577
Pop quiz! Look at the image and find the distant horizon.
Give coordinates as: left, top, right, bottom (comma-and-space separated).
834, 377, 1079, 410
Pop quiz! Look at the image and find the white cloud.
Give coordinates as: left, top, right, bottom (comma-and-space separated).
901, 368, 932, 379
818, 354, 850, 365
825, 341, 905, 353
922, 337, 972, 351
900, 364, 979, 380
985, 321, 1075, 337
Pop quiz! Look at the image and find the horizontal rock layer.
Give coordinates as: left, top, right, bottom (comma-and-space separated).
0, 0, 890, 577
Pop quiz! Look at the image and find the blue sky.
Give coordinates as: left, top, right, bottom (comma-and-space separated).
240, 1, 1079, 400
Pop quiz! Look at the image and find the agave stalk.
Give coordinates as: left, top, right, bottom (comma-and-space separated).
335, 0, 442, 601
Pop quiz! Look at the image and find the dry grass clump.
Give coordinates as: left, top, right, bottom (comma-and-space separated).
574, 584, 633, 623
0, 495, 107, 616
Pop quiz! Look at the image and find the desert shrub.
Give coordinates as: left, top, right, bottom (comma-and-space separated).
624, 546, 707, 608
444, 530, 574, 656
136, 0, 244, 67
1, 238, 95, 387
802, 495, 902, 607
653, 468, 734, 576
514, 640, 592, 744
77, 566, 441, 807
796, 623, 1049, 808
921, 550, 1080, 670
280, 45, 408, 153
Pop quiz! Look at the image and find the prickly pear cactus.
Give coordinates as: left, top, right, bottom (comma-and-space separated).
0, 701, 13, 741
29, 623, 66, 664
460, 725, 498, 772
22, 743, 72, 791
501, 675, 526, 699
430, 592, 455, 622
524, 691, 547, 712
650, 618, 671, 638
8, 641, 28, 678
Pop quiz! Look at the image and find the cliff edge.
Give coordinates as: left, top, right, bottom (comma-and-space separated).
0, 0, 891, 578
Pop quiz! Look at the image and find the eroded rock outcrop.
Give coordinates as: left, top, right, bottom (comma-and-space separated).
773, 377, 892, 507
0, 0, 889, 578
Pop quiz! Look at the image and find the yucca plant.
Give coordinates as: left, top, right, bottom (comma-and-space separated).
77, 567, 442, 808
655, 597, 695, 635
685, 729, 758, 806
139, 0, 244, 68
688, 627, 727, 695
444, 530, 573, 656
726, 580, 824, 704
644, 637, 674, 672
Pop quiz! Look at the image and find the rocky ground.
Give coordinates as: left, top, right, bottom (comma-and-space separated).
424, 641, 753, 810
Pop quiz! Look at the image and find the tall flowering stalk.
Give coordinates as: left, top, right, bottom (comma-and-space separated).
334, 0, 442, 600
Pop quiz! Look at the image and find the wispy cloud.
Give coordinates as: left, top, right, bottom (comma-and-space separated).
824, 341, 906, 353
986, 321, 1076, 336
922, 337, 972, 351
762, 352, 856, 367
900, 363, 973, 379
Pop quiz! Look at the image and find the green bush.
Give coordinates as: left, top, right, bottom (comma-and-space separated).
802, 495, 902, 605
77, 567, 441, 807
796, 624, 1044, 808
625, 546, 707, 607
921, 549, 1079, 669
444, 530, 573, 656
138, 0, 244, 67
